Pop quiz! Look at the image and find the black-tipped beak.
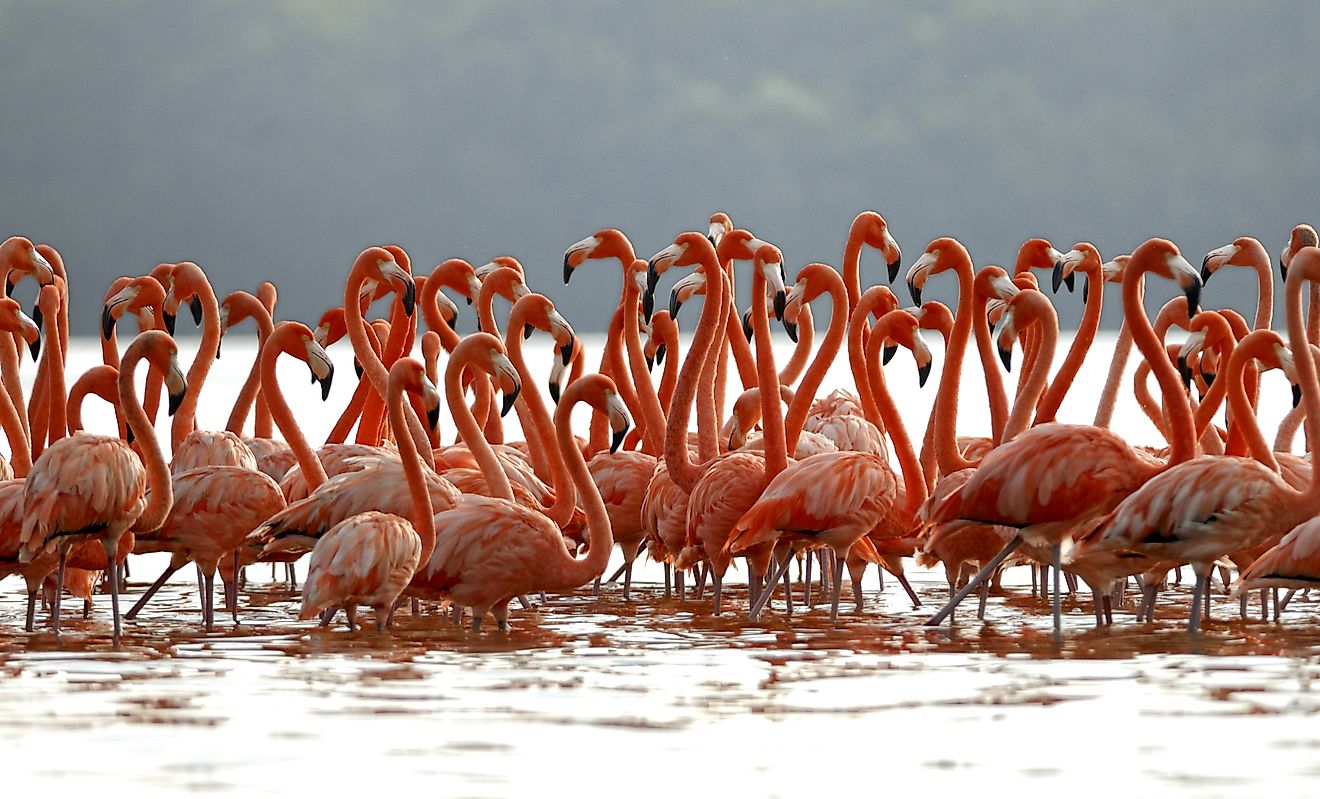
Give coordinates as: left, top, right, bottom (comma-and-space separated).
1184, 281, 1202, 316
31, 304, 42, 335
548, 379, 561, 404
707, 234, 717, 248
917, 362, 931, 388
1177, 356, 1192, 388
883, 344, 897, 365
1200, 254, 1214, 284
784, 319, 798, 343
1293, 383, 1303, 408
401, 278, 416, 317
669, 289, 683, 318
1281, 259, 1289, 283
28, 335, 40, 362
523, 323, 533, 341
642, 290, 654, 320
1052, 261, 1065, 293
1081, 276, 1090, 304
163, 311, 177, 336
887, 255, 902, 284
1202, 370, 1216, 388
3, 276, 11, 297
646, 260, 661, 296
908, 280, 922, 306
562, 253, 574, 285
318, 367, 334, 401
988, 319, 998, 335
655, 342, 666, 365
645, 355, 654, 371
353, 357, 363, 380
189, 296, 203, 326
998, 345, 1013, 372
611, 427, 627, 454
125, 424, 135, 445
426, 404, 440, 431
741, 310, 754, 342
560, 342, 573, 366
168, 384, 187, 416
773, 290, 786, 321
1064, 271, 1076, 293
101, 306, 115, 340
501, 385, 520, 418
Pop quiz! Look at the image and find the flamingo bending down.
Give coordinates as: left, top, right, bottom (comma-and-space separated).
300, 358, 440, 632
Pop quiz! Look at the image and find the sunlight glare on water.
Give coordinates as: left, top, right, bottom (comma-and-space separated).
2, 333, 1318, 796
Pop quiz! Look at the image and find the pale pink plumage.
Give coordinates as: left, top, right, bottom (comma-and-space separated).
299, 511, 422, 624
171, 429, 257, 474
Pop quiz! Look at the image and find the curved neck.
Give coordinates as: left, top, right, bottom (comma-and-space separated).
847, 299, 881, 425
1003, 318, 1058, 441
262, 328, 329, 490
664, 263, 725, 494
1223, 346, 1274, 469
122, 350, 172, 532
505, 310, 576, 526
783, 270, 848, 453
387, 373, 436, 565
620, 269, 666, 456
41, 296, 66, 448
750, 268, 787, 475
1285, 269, 1320, 503
1034, 268, 1103, 424
551, 386, 614, 588
171, 280, 220, 451
866, 329, 926, 512
934, 261, 977, 473
356, 295, 416, 445
1125, 270, 1196, 464
447, 359, 513, 502
656, 323, 679, 411
1094, 318, 1133, 428
972, 292, 1010, 443
224, 293, 275, 436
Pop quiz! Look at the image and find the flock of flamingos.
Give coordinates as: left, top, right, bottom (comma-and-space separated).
1, 212, 1320, 646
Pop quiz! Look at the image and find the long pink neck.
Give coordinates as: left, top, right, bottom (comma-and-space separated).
1003, 314, 1058, 441
387, 370, 436, 566
446, 343, 514, 501
506, 306, 576, 526
665, 261, 725, 494
262, 326, 329, 491
972, 292, 1010, 443
171, 278, 220, 451
750, 266, 787, 476
866, 327, 926, 512
549, 380, 614, 589
1125, 267, 1196, 464
1035, 264, 1103, 425
1284, 265, 1320, 512
783, 267, 848, 454
933, 260, 977, 473
1094, 317, 1133, 428
224, 293, 275, 437
122, 343, 172, 532
621, 267, 666, 456
779, 304, 813, 386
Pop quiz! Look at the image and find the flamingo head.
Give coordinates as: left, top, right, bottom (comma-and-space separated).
548, 337, 579, 405
783, 263, 840, 327
299, 331, 336, 402
162, 261, 208, 335
994, 289, 1057, 373
357, 247, 415, 318
580, 375, 631, 454
668, 270, 706, 318
853, 211, 903, 283
1132, 238, 1202, 315
708, 212, 734, 248
390, 358, 441, 432
1015, 238, 1068, 291
644, 310, 672, 370
874, 309, 933, 387
0, 297, 40, 362
0, 237, 56, 290
649, 232, 718, 292
1281, 225, 1319, 281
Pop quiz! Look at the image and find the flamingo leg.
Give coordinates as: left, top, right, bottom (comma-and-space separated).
663, 563, 672, 599
749, 549, 794, 620
675, 569, 685, 601
712, 574, 723, 616
829, 553, 846, 624
1188, 568, 1208, 633
784, 561, 795, 617
51, 548, 67, 637
977, 576, 990, 619
925, 535, 1023, 627
1051, 543, 1062, 642
203, 569, 215, 633
25, 588, 37, 632
125, 562, 183, 621
102, 539, 121, 646
803, 553, 813, 606
897, 573, 921, 609
622, 561, 633, 602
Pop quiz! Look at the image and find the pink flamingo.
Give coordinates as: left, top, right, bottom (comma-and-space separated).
19, 330, 185, 644
300, 357, 439, 632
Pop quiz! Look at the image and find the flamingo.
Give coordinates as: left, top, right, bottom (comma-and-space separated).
923, 238, 1204, 636
19, 330, 185, 644
300, 357, 439, 632
412, 357, 628, 632
1074, 248, 1320, 631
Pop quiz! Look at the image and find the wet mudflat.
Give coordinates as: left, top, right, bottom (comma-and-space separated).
3, 561, 1320, 797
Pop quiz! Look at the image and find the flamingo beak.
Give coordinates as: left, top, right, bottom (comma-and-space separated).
783, 318, 798, 343
887, 254, 902, 284
1051, 260, 1065, 293
163, 310, 177, 336
316, 364, 335, 401
655, 342, 666, 365
1082, 275, 1089, 304
773, 289, 787, 321
3, 275, 11, 296
741, 309, 754, 342
101, 306, 116, 340
669, 288, 684, 318
998, 345, 1013, 372
353, 357, 363, 380
645, 354, 654, 371
167, 378, 188, 417
1202, 368, 1216, 388
611, 428, 626, 454
523, 323, 534, 341
1177, 356, 1193, 388
30, 304, 42, 336
1184, 280, 1202, 316
1294, 383, 1303, 409
917, 361, 931, 388
189, 296, 203, 326
562, 254, 574, 285
908, 279, 922, 306
883, 344, 897, 365
548, 378, 561, 405
642, 290, 654, 320
501, 385, 520, 418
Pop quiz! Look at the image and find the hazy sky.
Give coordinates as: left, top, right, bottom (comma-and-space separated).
1, 1, 1316, 333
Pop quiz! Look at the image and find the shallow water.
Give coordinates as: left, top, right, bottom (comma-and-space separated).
4, 333, 1318, 795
